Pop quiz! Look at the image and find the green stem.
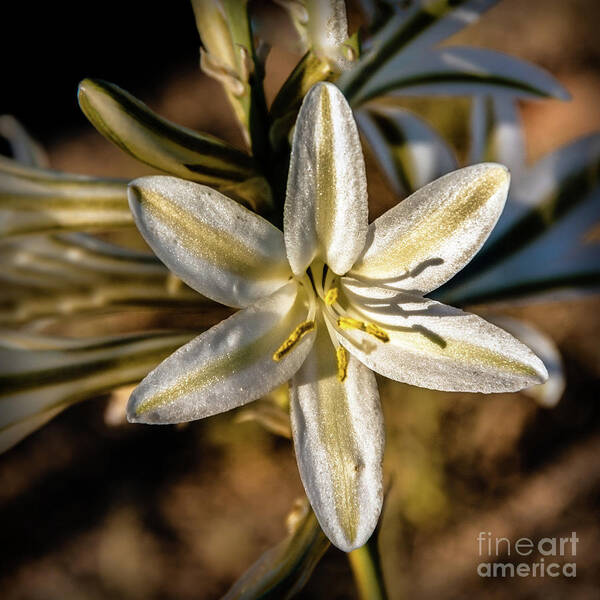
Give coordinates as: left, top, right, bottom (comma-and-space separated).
348, 541, 388, 600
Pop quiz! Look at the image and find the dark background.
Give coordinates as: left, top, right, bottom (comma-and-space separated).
0, 3, 198, 142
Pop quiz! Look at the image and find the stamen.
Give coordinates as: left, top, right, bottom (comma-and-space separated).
324, 287, 338, 306
365, 323, 390, 343
337, 316, 390, 343
273, 320, 315, 361
336, 346, 348, 382
337, 316, 364, 330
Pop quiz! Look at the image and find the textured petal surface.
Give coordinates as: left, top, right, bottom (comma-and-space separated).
484, 316, 565, 408
128, 282, 316, 424
129, 176, 291, 308
284, 82, 368, 276
351, 163, 509, 294
290, 318, 384, 552
336, 279, 547, 393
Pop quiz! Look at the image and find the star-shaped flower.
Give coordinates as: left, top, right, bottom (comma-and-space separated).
126, 82, 547, 551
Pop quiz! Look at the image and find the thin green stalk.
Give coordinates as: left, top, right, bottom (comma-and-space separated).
348, 540, 388, 600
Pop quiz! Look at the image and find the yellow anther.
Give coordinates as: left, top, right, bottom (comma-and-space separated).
273, 320, 315, 361
324, 287, 339, 306
337, 316, 390, 343
336, 346, 348, 382
365, 323, 390, 343
337, 316, 364, 330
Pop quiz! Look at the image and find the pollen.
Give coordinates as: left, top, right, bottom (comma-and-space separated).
324, 287, 338, 305
336, 346, 348, 382
273, 320, 316, 361
364, 323, 390, 342
337, 316, 390, 343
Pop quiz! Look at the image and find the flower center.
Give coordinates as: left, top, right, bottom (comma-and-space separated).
270, 261, 390, 382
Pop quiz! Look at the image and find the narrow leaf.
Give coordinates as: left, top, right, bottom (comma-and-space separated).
355, 46, 569, 104
78, 79, 271, 210
0, 331, 194, 453
0, 156, 131, 238
356, 104, 457, 197
222, 500, 330, 600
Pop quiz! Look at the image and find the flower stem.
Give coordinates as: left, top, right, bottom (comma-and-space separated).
348, 540, 388, 600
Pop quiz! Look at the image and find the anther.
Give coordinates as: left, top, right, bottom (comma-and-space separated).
273, 320, 316, 361
336, 346, 348, 382
337, 316, 390, 343
365, 323, 390, 342
324, 287, 338, 306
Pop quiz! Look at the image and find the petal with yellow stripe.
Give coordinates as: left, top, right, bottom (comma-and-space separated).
337, 279, 547, 393
128, 176, 292, 308
284, 82, 368, 276
128, 282, 315, 424
351, 163, 510, 294
290, 317, 384, 552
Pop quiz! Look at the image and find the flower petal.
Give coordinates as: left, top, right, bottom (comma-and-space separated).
484, 316, 565, 408
128, 175, 291, 308
128, 282, 316, 424
350, 163, 510, 294
336, 279, 547, 393
284, 82, 368, 276
290, 318, 384, 552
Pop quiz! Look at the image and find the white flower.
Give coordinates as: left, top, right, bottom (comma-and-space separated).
125, 82, 547, 551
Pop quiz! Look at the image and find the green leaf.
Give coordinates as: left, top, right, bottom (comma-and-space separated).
355, 47, 569, 104
0, 155, 131, 238
269, 52, 335, 152
438, 133, 600, 297
356, 104, 457, 196
0, 279, 202, 328
77, 79, 271, 210
338, 0, 500, 104
222, 500, 330, 600
0, 331, 194, 453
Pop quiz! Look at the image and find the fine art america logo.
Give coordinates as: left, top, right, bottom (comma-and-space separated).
477, 532, 578, 578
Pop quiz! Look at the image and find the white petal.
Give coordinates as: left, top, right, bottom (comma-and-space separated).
128, 282, 316, 424
128, 175, 291, 308
290, 319, 384, 552
351, 163, 510, 294
484, 316, 565, 408
336, 279, 547, 393
284, 82, 368, 276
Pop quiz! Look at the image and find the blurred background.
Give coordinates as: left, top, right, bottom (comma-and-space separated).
1, 1, 599, 598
